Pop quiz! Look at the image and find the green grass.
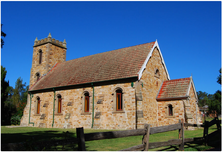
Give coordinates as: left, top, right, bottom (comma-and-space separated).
1, 123, 220, 151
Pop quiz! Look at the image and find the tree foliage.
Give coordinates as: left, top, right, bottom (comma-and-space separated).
1, 66, 12, 125
217, 68, 221, 85
208, 90, 221, 116
8, 78, 29, 124
1, 68, 29, 125
197, 91, 210, 107
1, 24, 6, 48
197, 68, 221, 117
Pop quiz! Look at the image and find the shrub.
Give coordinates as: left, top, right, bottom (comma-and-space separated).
11, 115, 21, 125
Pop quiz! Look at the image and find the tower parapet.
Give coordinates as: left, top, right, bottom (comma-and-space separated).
34, 33, 67, 48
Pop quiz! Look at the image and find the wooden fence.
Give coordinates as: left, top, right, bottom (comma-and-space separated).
2, 117, 221, 151
76, 117, 221, 151
77, 119, 185, 151
184, 116, 221, 146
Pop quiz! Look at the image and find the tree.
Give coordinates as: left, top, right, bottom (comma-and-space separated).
197, 91, 210, 107
1, 66, 12, 125
208, 90, 221, 116
217, 68, 221, 85
9, 77, 28, 125
16, 85, 29, 118
11, 77, 26, 107
1, 24, 6, 48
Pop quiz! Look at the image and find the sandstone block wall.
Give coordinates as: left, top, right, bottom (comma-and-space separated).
157, 100, 184, 126
140, 47, 169, 127
21, 82, 137, 129
30, 43, 66, 87
157, 81, 201, 128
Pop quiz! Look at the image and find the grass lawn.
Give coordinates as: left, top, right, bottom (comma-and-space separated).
1, 123, 220, 151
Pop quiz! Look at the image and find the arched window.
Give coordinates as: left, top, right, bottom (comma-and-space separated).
57, 94, 62, 113
36, 72, 40, 81
116, 89, 123, 111
84, 92, 89, 112
39, 50, 42, 64
155, 69, 160, 78
37, 96, 40, 114
168, 104, 173, 116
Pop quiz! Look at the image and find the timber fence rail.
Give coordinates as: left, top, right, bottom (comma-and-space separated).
77, 117, 221, 151
2, 117, 221, 151
183, 116, 221, 147
77, 119, 185, 151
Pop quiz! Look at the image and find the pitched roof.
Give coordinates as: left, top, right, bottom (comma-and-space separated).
30, 41, 155, 91
156, 77, 191, 100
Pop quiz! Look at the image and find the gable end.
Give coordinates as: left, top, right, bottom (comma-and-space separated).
138, 40, 170, 80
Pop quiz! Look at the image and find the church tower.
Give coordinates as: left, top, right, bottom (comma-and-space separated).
30, 33, 67, 88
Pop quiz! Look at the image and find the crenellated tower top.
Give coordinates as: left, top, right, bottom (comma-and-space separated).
34, 33, 67, 49
30, 33, 67, 88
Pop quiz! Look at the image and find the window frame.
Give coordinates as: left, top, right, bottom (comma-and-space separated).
116, 90, 123, 111
58, 96, 62, 113
35, 72, 40, 81
165, 104, 175, 117
39, 50, 42, 64
55, 94, 63, 115
112, 87, 125, 113
84, 92, 90, 113
168, 104, 173, 116
154, 68, 160, 78
37, 96, 40, 114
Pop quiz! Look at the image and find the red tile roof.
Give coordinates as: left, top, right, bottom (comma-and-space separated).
30, 42, 155, 91
156, 77, 191, 100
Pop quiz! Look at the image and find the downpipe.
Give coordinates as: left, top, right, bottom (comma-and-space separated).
28, 92, 34, 126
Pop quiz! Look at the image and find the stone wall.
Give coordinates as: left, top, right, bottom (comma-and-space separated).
140, 47, 169, 128
186, 83, 202, 127
30, 42, 66, 87
21, 82, 137, 129
157, 100, 184, 126
156, 81, 202, 128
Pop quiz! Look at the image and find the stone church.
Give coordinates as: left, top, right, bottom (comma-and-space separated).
20, 34, 201, 129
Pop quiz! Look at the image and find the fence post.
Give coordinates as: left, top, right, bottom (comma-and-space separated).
143, 124, 151, 151
203, 121, 209, 146
178, 119, 181, 139
179, 119, 184, 151
215, 117, 220, 130
76, 127, 86, 151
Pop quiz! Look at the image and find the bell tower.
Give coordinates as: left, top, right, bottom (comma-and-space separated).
30, 33, 67, 88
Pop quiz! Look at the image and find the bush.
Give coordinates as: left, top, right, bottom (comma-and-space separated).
11, 115, 21, 125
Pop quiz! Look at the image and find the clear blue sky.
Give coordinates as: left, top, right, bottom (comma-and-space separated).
1, 1, 221, 94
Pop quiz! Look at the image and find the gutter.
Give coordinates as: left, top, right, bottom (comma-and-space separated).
28, 92, 34, 126
29, 76, 138, 93
91, 83, 95, 128
156, 96, 189, 101
52, 88, 56, 127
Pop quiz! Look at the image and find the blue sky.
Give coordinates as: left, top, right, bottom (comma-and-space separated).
1, 1, 221, 94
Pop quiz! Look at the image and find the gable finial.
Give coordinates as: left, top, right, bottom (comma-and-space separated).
63, 39, 66, 44
63, 39, 67, 47
48, 33, 52, 38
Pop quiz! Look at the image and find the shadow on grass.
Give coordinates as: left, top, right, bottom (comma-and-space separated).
1, 130, 79, 151
150, 133, 221, 151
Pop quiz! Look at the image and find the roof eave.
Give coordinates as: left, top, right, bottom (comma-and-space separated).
156, 96, 189, 101
29, 76, 138, 93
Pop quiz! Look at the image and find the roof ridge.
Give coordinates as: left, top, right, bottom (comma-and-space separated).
163, 77, 190, 82
61, 41, 156, 64
29, 41, 156, 91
